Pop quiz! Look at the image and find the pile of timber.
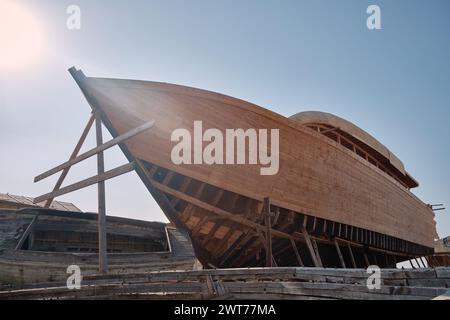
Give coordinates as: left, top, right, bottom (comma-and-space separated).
0, 267, 449, 300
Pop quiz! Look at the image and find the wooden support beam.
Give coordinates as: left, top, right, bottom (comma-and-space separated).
162, 171, 175, 185
347, 243, 357, 268
149, 178, 295, 241
312, 240, 323, 267
290, 238, 304, 267
213, 224, 244, 258
198, 189, 229, 245
256, 228, 267, 250
218, 232, 250, 265
201, 222, 221, 246
34, 120, 154, 183
189, 184, 219, 240
247, 228, 278, 268
273, 207, 280, 226
334, 239, 346, 268
422, 256, 429, 268
415, 257, 424, 268
200, 190, 226, 245
363, 252, 370, 267
44, 113, 95, 208
301, 226, 321, 267
319, 126, 339, 134
336, 236, 405, 258
34, 162, 135, 204
264, 197, 273, 268
15, 214, 39, 250
95, 113, 108, 274
225, 233, 259, 267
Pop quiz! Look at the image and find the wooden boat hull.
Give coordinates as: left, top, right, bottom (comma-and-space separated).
72, 69, 437, 268
0, 209, 196, 287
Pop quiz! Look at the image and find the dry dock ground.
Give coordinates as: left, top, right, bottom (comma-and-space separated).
0, 267, 449, 300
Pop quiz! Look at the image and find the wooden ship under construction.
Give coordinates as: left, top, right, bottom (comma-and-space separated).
28, 67, 438, 272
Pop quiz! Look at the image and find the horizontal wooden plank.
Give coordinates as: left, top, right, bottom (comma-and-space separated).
33, 162, 135, 203
1, 266, 449, 300
34, 120, 154, 182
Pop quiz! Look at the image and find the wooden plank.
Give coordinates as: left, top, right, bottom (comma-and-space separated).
290, 238, 304, 267
149, 178, 294, 241
213, 223, 243, 257
312, 240, 323, 267
415, 257, 424, 268
191, 214, 209, 236
15, 215, 39, 250
334, 239, 346, 268
34, 162, 135, 203
301, 227, 320, 267
264, 197, 272, 267
34, 120, 154, 183
201, 222, 221, 245
363, 252, 370, 267
253, 228, 277, 267
218, 232, 250, 265
347, 243, 357, 268
4, 266, 449, 300
95, 113, 108, 274
44, 113, 95, 208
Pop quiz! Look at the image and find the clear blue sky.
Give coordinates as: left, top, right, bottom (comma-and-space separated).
1, 0, 449, 238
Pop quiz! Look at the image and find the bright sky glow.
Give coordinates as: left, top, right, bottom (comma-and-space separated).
0, 0, 45, 71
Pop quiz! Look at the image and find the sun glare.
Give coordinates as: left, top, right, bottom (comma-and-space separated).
0, 0, 45, 71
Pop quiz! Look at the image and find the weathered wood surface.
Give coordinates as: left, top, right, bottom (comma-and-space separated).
0, 209, 197, 287
95, 112, 108, 274
74, 72, 436, 249
0, 267, 448, 300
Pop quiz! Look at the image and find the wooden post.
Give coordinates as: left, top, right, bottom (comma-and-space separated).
312, 240, 323, 267
290, 238, 304, 267
347, 243, 357, 268
34, 163, 135, 203
264, 197, 272, 267
302, 226, 321, 267
334, 239, 346, 268
95, 113, 108, 274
